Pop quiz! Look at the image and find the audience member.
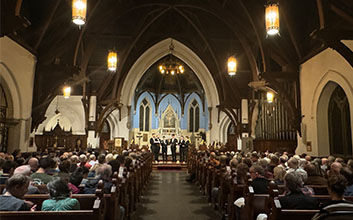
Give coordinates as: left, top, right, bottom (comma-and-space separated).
0, 174, 35, 211
27, 157, 39, 173
304, 163, 327, 185
84, 164, 113, 194
30, 157, 54, 184
249, 165, 269, 194
42, 178, 80, 211
279, 172, 318, 209
0, 160, 17, 184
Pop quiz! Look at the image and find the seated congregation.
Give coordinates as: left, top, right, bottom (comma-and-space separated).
0, 149, 153, 220
187, 149, 353, 220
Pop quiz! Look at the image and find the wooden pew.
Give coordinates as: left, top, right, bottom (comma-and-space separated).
0, 181, 106, 220
268, 187, 353, 220
277, 184, 329, 195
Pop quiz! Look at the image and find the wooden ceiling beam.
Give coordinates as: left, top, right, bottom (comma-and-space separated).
34, 1, 60, 51
114, 6, 172, 101
330, 3, 353, 26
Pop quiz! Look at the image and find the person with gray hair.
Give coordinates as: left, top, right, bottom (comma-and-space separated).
0, 174, 36, 211
278, 172, 318, 210
12, 165, 40, 194
42, 178, 80, 211
83, 164, 113, 194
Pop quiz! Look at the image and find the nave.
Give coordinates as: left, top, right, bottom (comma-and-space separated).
133, 171, 220, 220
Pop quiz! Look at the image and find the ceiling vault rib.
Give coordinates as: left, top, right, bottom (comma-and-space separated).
114, 6, 172, 101
174, 7, 227, 102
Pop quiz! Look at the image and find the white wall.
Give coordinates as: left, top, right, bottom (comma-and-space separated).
0, 36, 36, 153
36, 96, 86, 135
297, 41, 353, 156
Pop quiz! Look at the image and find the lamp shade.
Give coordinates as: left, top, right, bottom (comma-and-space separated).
265, 3, 279, 35
72, 0, 87, 25
63, 86, 71, 99
227, 56, 237, 76
107, 51, 118, 72
266, 91, 274, 103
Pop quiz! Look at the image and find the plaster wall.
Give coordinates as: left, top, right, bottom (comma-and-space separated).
297, 41, 353, 157
36, 96, 86, 135
0, 36, 36, 152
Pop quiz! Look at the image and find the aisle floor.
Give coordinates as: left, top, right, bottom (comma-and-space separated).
132, 171, 221, 220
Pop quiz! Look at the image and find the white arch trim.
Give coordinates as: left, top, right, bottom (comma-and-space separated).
311, 70, 353, 156
0, 62, 22, 118
219, 113, 232, 144
121, 38, 219, 108
311, 70, 353, 117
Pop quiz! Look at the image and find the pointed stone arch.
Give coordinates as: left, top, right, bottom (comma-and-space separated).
120, 38, 219, 108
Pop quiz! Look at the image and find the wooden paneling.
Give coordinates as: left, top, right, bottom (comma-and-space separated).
253, 139, 297, 154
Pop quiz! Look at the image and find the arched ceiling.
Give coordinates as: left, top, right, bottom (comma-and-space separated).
135, 55, 204, 96
1, 0, 353, 130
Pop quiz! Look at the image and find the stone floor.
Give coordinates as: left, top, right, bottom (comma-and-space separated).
132, 171, 221, 220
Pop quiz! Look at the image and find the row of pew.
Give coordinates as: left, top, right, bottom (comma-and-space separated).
0, 152, 153, 220
188, 153, 353, 220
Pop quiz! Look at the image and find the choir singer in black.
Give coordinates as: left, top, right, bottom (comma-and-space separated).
170, 134, 178, 162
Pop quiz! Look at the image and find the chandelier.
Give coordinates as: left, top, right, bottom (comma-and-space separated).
158, 41, 184, 75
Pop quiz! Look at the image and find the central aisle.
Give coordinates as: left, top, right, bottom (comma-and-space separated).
133, 171, 220, 220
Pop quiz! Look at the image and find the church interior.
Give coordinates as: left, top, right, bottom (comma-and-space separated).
1, 0, 353, 219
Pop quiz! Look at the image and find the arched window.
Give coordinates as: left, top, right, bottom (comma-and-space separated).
139, 98, 150, 131
328, 86, 352, 157
0, 85, 8, 152
189, 99, 200, 132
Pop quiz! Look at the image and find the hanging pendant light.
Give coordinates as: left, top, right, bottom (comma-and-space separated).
158, 40, 184, 75
266, 91, 274, 103
227, 56, 237, 76
63, 86, 71, 99
72, 0, 87, 26
265, 3, 279, 35
107, 50, 118, 72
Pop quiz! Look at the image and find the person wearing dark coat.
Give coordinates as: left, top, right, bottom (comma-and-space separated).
83, 164, 113, 194
249, 165, 270, 194
279, 171, 318, 209
179, 136, 186, 162
170, 134, 178, 162
161, 136, 168, 162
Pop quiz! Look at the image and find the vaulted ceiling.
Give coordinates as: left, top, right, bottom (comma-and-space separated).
1, 0, 353, 131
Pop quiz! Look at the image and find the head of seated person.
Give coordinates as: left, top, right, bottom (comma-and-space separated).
284, 171, 303, 194
5, 174, 30, 199
84, 164, 112, 194
250, 165, 265, 180
42, 178, 80, 211
48, 178, 71, 200
250, 165, 269, 194
327, 174, 347, 201
0, 174, 33, 211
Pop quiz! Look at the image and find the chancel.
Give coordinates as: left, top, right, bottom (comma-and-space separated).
1, 0, 353, 220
